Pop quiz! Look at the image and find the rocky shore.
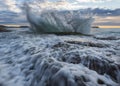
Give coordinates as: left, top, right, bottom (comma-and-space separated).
0, 29, 120, 86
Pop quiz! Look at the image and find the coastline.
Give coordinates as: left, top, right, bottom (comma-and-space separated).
1, 24, 120, 29
0, 29, 119, 86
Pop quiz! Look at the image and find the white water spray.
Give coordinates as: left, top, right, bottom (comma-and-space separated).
24, 0, 94, 34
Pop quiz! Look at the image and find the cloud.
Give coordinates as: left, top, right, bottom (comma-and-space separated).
0, 0, 26, 24
3, 0, 22, 13
0, 0, 8, 11
76, 0, 112, 3
93, 16, 120, 26
0, 0, 119, 26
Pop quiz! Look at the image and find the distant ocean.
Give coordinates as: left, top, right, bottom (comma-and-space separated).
91, 28, 120, 34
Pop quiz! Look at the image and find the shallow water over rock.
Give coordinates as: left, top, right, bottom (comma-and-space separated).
0, 29, 120, 86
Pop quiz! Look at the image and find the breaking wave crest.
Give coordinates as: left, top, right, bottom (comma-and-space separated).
23, 0, 93, 34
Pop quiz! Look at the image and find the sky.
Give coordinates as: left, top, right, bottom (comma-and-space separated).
73, 0, 120, 9
0, 0, 120, 26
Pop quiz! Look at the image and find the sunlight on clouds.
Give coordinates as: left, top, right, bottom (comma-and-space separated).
4, 0, 21, 13
99, 26, 120, 28
93, 16, 120, 26
76, 0, 112, 3
30, 1, 86, 10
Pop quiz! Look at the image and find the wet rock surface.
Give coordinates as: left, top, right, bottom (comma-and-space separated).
0, 30, 120, 86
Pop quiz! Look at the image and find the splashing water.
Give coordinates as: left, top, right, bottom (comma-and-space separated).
23, 0, 94, 34
0, 30, 120, 86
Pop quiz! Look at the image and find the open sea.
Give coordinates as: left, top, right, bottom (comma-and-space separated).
91, 28, 120, 34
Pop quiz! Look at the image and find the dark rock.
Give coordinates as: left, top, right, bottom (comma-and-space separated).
97, 79, 105, 84
66, 41, 109, 48
0, 25, 10, 32
94, 36, 119, 40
